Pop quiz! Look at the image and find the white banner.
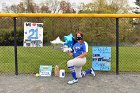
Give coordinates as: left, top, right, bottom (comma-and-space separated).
24, 22, 43, 47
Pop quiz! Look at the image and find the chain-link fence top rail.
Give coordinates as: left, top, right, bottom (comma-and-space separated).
0, 14, 140, 74
0, 13, 140, 18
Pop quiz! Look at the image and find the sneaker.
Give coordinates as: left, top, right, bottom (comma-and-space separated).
91, 68, 96, 77
81, 71, 86, 77
67, 79, 78, 85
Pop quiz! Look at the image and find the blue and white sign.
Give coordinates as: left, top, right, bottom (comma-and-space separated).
92, 47, 112, 71
39, 65, 52, 77
24, 22, 43, 47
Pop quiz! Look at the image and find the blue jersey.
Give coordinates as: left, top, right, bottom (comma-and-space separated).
72, 41, 88, 58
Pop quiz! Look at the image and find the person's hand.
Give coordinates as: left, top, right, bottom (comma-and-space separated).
68, 53, 73, 57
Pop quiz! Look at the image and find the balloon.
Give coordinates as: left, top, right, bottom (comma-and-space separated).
50, 37, 64, 44
64, 33, 74, 48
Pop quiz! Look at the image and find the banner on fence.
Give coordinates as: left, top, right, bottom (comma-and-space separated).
39, 65, 52, 77
92, 47, 112, 71
24, 22, 43, 47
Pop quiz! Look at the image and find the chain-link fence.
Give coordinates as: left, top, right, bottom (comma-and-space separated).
0, 14, 140, 75
0, 17, 15, 74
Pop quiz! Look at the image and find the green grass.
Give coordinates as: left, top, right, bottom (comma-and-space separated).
0, 46, 140, 74
119, 47, 140, 72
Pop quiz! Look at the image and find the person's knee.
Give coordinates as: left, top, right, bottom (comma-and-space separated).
67, 60, 73, 67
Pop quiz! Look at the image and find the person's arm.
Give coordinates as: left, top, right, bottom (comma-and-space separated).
68, 53, 73, 57
77, 52, 88, 58
77, 41, 88, 58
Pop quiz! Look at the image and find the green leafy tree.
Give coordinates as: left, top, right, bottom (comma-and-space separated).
79, 0, 131, 45
129, 0, 140, 43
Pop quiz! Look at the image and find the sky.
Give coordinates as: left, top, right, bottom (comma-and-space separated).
0, 0, 137, 12
0, 0, 135, 5
0, 0, 93, 5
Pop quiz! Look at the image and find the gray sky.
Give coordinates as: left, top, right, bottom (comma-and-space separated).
0, 0, 92, 11
0, 0, 136, 5
0, 0, 136, 12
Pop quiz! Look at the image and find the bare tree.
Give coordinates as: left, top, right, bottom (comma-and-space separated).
60, 1, 72, 13
17, 2, 25, 13
20, 0, 35, 13
9, 5, 17, 13
47, 0, 60, 13
40, 3, 49, 13
2, 2, 10, 13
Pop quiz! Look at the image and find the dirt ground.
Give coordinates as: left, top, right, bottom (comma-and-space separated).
0, 73, 140, 93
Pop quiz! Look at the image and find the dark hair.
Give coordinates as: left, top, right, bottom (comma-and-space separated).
75, 32, 84, 43
76, 32, 83, 38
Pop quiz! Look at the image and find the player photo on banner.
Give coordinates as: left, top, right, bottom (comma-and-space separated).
24, 22, 43, 47
92, 47, 112, 71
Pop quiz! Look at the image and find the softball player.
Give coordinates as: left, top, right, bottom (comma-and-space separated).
67, 32, 96, 85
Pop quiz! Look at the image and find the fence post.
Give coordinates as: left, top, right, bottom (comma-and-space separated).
116, 18, 119, 75
13, 17, 18, 75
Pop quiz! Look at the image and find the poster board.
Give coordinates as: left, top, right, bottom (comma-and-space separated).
39, 65, 52, 77
92, 47, 112, 71
24, 22, 43, 47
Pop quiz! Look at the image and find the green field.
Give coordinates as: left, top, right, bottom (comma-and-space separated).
0, 46, 140, 74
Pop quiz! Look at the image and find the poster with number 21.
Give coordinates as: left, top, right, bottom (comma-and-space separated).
24, 22, 43, 47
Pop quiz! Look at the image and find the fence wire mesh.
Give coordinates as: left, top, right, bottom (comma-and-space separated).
119, 18, 140, 72
0, 17, 140, 74
0, 17, 15, 74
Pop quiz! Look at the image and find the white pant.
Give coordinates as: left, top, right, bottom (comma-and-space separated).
67, 57, 86, 78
